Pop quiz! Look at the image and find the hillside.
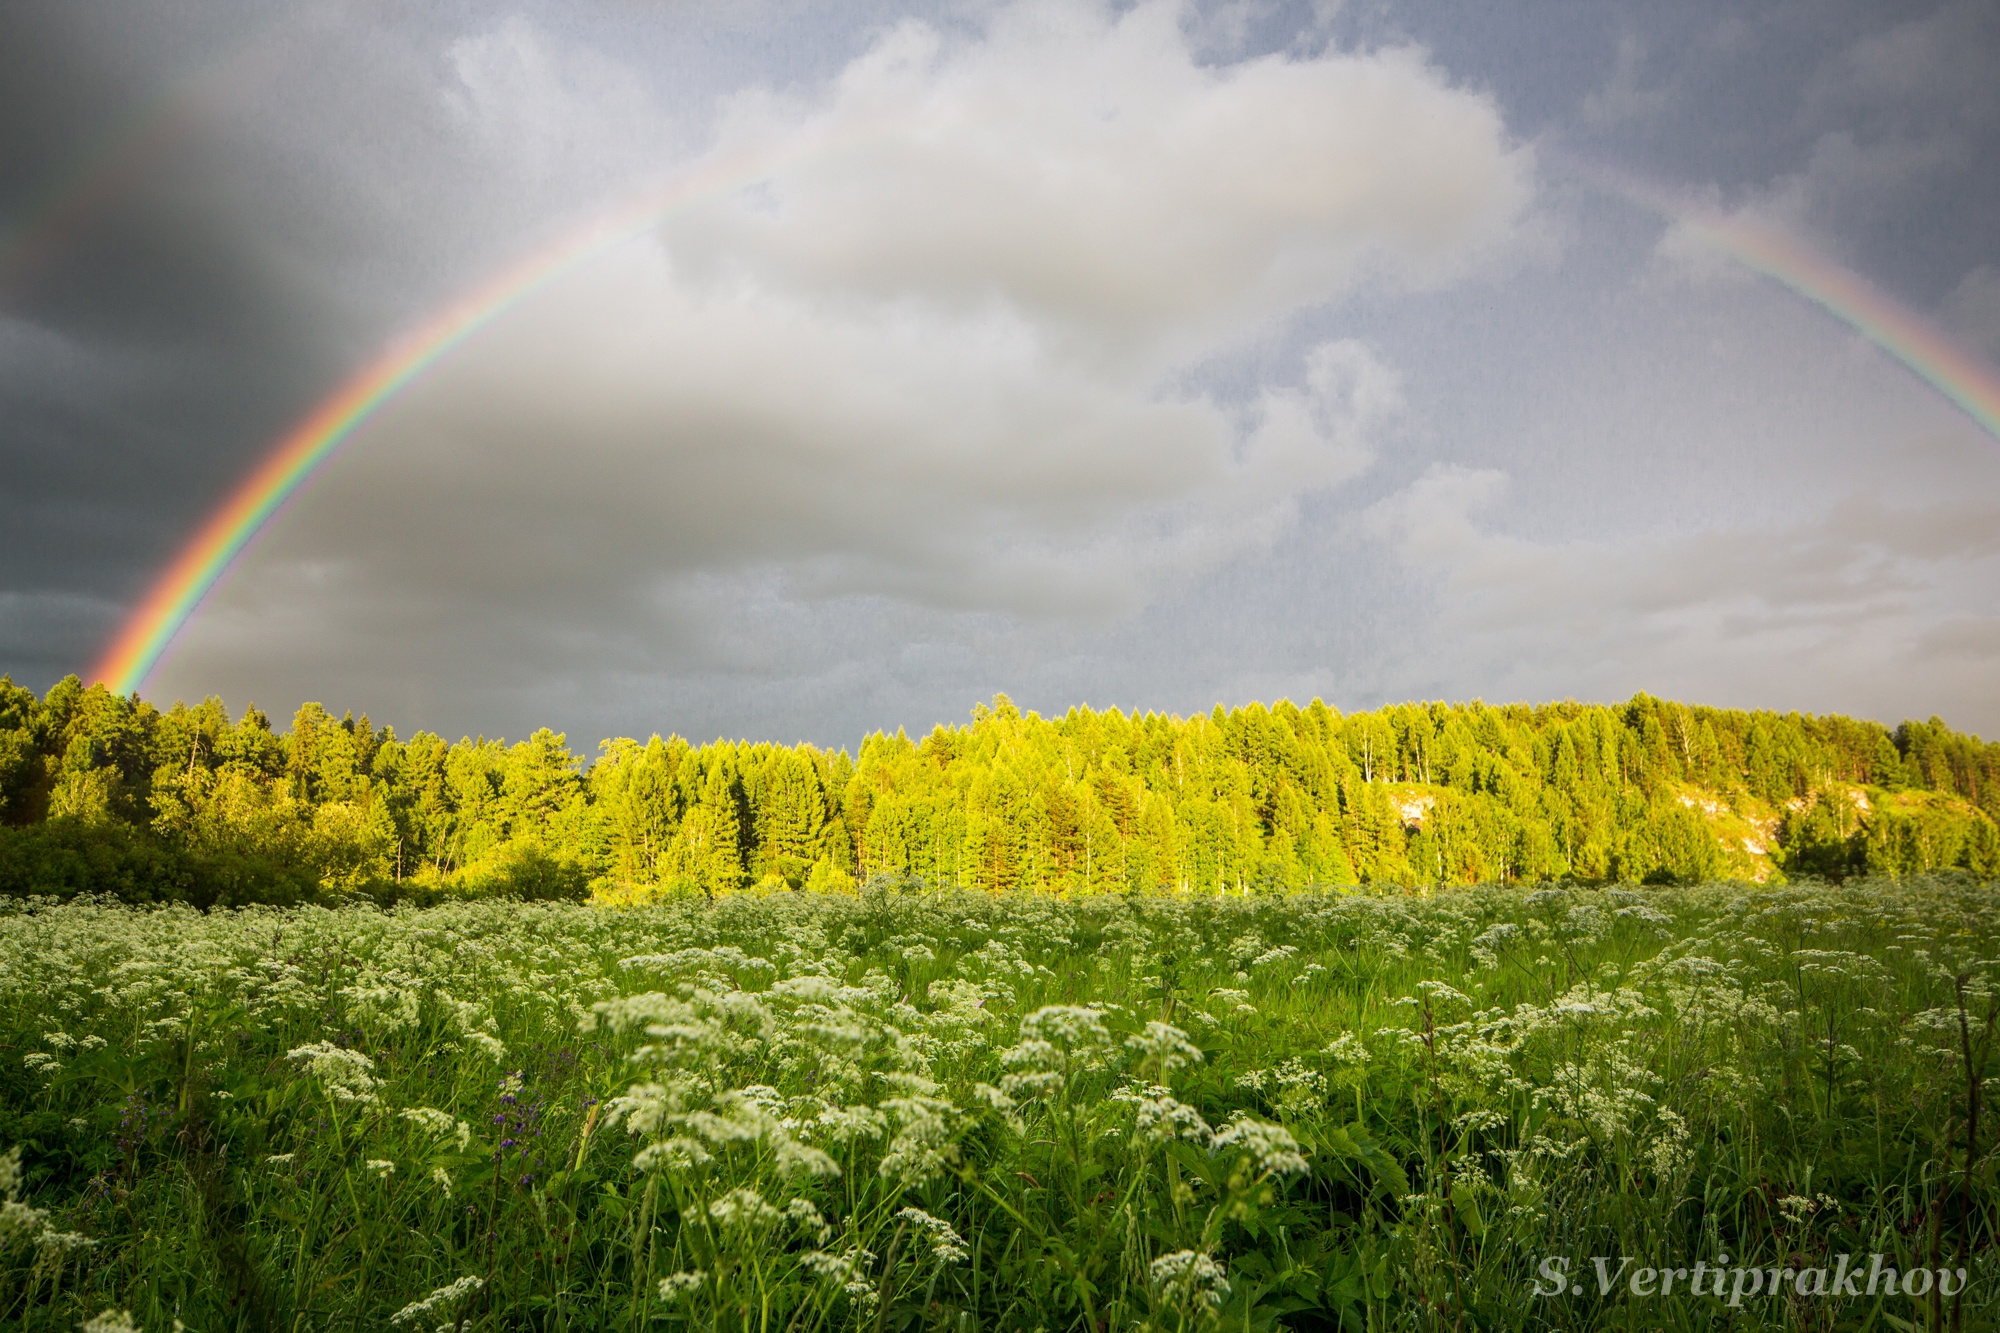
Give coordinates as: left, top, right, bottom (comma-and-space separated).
1, 675, 1995, 904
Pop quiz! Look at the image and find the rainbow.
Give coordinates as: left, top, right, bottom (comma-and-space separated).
99, 151, 2000, 697
90, 139, 816, 696
1680, 211, 2000, 443
1586, 164, 2000, 445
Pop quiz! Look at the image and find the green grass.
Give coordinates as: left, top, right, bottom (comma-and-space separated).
1, 876, 1995, 1331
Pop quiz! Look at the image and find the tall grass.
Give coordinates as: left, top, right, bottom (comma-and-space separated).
0, 875, 1994, 1331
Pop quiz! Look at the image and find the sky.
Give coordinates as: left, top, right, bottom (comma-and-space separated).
3, 0, 1999, 747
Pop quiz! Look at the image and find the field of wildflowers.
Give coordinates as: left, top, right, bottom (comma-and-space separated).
0, 875, 1995, 1331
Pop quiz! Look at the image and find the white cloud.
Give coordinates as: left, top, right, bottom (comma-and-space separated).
668, 0, 1531, 371
442, 16, 666, 186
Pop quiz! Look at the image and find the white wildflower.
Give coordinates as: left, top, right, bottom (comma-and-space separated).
389, 1276, 484, 1326
896, 1206, 968, 1265
785, 1197, 832, 1243
1151, 1249, 1230, 1311
37, 1228, 95, 1254
816, 1104, 888, 1142
1126, 1021, 1203, 1074
1111, 1083, 1212, 1145
285, 1041, 381, 1106
775, 1137, 841, 1178
399, 1108, 473, 1152
1321, 1032, 1370, 1066
969, 1083, 1017, 1113
79, 1310, 142, 1333
878, 1096, 959, 1185
460, 1031, 507, 1061
1777, 1194, 1817, 1225
1211, 1117, 1308, 1177
802, 1248, 863, 1279
707, 1187, 781, 1228
802, 1246, 879, 1308
631, 1137, 713, 1173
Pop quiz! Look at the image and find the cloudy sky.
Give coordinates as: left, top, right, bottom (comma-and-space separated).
4, 0, 1998, 746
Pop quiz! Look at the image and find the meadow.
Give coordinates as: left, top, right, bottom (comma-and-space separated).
1, 875, 1995, 1332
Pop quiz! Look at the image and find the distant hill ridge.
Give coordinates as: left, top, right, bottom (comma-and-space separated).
1, 674, 1994, 905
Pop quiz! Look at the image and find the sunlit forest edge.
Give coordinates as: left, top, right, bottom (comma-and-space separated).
3, 674, 1995, 906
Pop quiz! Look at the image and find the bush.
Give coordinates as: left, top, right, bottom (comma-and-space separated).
467, 843, 592, 901
0, 819, 318, 908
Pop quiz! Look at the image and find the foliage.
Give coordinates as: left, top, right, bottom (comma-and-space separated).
1, 877, 1996, 1330
0, 819, 318, 908
2, 675, 1998, 904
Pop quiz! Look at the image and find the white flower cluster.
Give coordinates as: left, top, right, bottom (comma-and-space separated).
1111, 1083, 1213, 1145
77, 1311, 143, 1333
1150, 1249, 1231, 1311
657, 1270, 706, 1300
1209, 1117, 1310, 1177
389, 1275, 484, 1326
398, 1107, 472, 1152
285, 1041, 382, 1106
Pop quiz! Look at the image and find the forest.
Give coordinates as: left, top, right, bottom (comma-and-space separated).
1, 673, 1996, 905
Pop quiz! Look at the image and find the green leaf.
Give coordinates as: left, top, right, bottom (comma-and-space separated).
1340, 1122, 1410, 1198
1448, 1179, 1487, 1238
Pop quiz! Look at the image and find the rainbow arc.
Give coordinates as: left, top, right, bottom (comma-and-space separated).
90, 145, 806, 695
1675, 211, 2000, 443
90, 164, 2000, 696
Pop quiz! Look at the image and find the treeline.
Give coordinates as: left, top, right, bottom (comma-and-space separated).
1, 674, 1996, 905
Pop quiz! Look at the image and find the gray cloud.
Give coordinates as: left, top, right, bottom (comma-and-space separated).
1362, 457, 2000, 732
1942, 265, 2000, 363
3, 0, 1996, 747
1579, 33, 1674, 131
154, 1, 1516, 733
